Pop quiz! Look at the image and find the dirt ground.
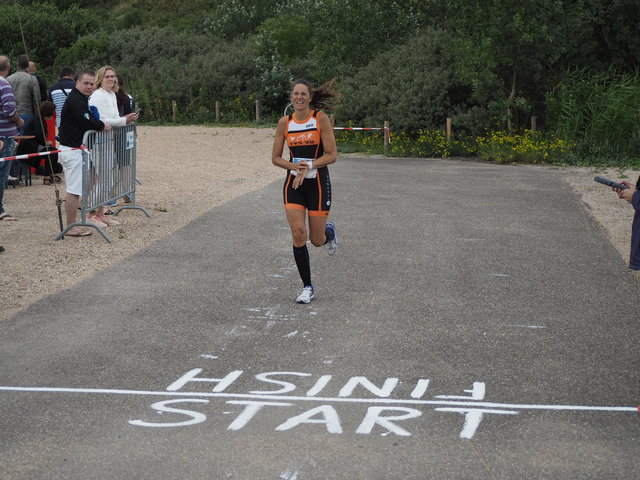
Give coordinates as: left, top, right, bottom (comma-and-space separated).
1, 126, 638, 322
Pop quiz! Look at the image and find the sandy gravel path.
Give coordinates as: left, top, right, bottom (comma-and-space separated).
1, 126, 637, 322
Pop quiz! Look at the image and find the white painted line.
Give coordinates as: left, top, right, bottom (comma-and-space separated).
280, 469, 299, 480
0, 386, 636, 413
505, 325, 547, 329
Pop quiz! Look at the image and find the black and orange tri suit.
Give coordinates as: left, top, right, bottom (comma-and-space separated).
283, 110, 332, 217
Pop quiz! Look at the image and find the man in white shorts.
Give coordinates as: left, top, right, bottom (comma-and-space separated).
57, 70, 110, 237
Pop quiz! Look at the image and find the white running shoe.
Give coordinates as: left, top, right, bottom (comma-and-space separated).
296, 286, 315, 304
324, 221, 337, 255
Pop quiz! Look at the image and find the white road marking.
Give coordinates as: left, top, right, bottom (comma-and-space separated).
0, 385, 635, 413
280, 469, 299, 480
505, 325, 547, 329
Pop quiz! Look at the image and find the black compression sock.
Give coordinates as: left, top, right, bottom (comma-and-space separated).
293, 244, 312, 287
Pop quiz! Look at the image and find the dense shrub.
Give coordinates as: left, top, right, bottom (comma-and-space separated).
0, 1, 102, 78
337, 30, 472, 133
55, 27, 263, 122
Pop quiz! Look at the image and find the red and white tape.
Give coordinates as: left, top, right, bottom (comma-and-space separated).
0, 146, 86, 163
333, 126, 391, 142
333, 127, 389, 131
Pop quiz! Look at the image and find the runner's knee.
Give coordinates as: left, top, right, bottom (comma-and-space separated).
291, 227, 307, 246
310, 235, 325, 247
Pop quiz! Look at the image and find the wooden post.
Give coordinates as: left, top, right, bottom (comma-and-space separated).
328, 114, 335, 127
215, 101, 220, 122
446, 118, 453, 142
255, 99, 261, 122
383, 121, 390, 156
531, 115, 538, 132
172, 100, 177, 123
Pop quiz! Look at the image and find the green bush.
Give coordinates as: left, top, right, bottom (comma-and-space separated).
55, 27, 263, 123
0, 1, 102, 78
337, 30, 472, 133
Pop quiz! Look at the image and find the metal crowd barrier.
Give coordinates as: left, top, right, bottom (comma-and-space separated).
55, 123, 151, 243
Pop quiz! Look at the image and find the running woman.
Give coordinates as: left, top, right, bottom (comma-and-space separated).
271, 79, 339, 304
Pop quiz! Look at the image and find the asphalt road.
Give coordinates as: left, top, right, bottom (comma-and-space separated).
1, 157, 638, 480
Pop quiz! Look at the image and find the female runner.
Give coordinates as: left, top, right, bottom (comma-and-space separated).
271, 79, 339, 304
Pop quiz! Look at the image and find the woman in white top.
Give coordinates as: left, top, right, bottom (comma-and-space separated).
88, 65, 138, 226
90, 65, 137, 127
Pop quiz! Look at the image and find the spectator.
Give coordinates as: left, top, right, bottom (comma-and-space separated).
0, 138, 4, 250
57, 70, 111, 237
0, 55, 25, 222
15, 101, 61, 184
114, 74, 136, 205
7, 54, 40, 134
27, 61, 47, 102
613, 178, 640, 270
115, 74, 133, 116
89, 66, 138, 129
89, 66, 138, 221
48, 67, 75, 128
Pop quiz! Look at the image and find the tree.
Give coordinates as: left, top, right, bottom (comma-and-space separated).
445, 0, 591, 126
202, 0, 285, 38
55, 26, 262, 122
583, 0, 640, 71
0, 1, 102, 76
305, 0, 423, 81
338, 30, 471, 132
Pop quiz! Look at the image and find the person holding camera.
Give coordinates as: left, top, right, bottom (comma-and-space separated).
614, 177, 640, 270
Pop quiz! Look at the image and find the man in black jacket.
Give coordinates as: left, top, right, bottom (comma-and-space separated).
58, 70, 110, 237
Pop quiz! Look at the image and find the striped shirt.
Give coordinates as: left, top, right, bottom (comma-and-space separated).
0, 77, 18, 137
48, 77, 75, 127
